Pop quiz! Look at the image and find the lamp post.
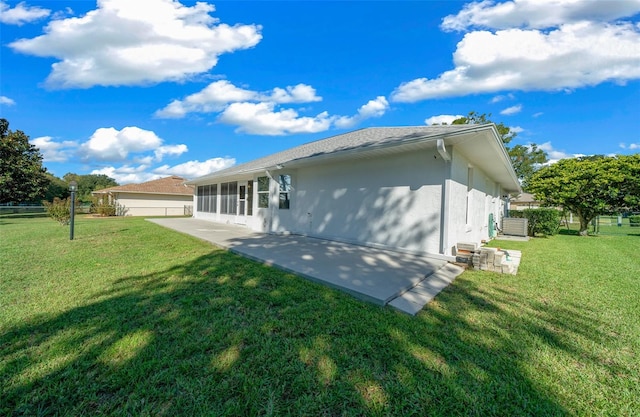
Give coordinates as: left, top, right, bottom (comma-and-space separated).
69, 181, 77, 240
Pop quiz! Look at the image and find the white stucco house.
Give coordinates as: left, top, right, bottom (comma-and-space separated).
92, 176, 194, 216
186, 124, 521, 259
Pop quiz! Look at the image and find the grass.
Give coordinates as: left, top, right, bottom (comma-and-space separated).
1, 216, 638, 416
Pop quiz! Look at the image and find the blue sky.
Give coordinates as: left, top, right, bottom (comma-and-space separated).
1, 0, 639, 184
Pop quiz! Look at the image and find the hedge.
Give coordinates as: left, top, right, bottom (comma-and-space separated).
513, 208, 561, 236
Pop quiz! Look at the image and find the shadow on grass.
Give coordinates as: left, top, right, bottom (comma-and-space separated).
558, 227, 640, 237
0, 213, 48, 223
1, 250, 614, 416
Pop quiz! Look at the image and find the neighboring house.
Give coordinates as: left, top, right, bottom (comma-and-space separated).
186, 124, 521, 259
510, 192, 541, 210
92, 176, 194, 216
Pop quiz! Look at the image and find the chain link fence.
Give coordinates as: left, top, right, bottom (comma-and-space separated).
508, 210, 639, 236
587, 215, 639, 236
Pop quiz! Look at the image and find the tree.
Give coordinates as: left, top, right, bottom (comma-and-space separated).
62, 173, 118, 203
452, 111, 516, 144
528, 154, 640, 235
0, 118, 49, 204
43, 173, 70, 202
509, 143, 548, 189
451, 111, 548, 188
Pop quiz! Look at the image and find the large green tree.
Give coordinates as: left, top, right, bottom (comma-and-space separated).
43, 173, 70, 202
451, 111, 548, 188
62, 173, 118, 203
528, 154, 640, 235
0, 119, 49, 204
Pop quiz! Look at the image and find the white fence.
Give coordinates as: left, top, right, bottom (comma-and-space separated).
1, 205, 193, 217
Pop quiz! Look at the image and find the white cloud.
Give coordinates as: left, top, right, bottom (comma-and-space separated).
30, 136, 77, 162
92, 157, 235, 184
156, 77, 392, 134
79, 127, 162, 161
532, 112, 544, 118
154, 157, 235, 178
510, 126, 524, 134
268, 84, 322, 104
219, 102, 332, 135
490, 93, 514, 103
441, 0, 640, 31
9, 0, 262, 88
424, 114, 465, 125
392, 1, 640, 102
335, 96, 389, 129
154, 80, 321, 119
51, 7, 74, 20
91, 165, 158, 185
0, 96, 16, 106
620, 142, 640, 150
539, 141, 585, 164
500, 104, 522, 115
156, 82, 386, 135
77, 126, 187, 164
27, 126, 228, 183
155, 144, 188, 160
0, 1, 50, 25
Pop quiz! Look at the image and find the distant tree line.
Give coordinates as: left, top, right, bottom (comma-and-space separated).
0, 118, 118, 205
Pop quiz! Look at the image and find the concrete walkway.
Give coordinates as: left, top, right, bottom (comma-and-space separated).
147, 218, 463, 315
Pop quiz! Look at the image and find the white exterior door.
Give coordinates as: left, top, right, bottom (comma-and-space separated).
235, 182, 247, 225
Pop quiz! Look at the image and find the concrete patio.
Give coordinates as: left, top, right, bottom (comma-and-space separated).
147, 218, 463, 315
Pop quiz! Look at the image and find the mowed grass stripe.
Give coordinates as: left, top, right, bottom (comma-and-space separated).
1, 217, 638, 416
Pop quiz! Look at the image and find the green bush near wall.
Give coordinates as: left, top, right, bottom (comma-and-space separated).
630, 216, 640, 227
508, 210, 525, 218
522, 208, 560, 236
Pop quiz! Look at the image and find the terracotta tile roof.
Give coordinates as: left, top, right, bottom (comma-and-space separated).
93, 176, 194, 196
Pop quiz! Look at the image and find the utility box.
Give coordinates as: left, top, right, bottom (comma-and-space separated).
502, 218, 528, 237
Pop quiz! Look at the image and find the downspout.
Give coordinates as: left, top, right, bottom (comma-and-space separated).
437, 140, 452, 256
264, 169, 278, 233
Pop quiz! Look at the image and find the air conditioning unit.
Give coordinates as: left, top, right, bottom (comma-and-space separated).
502, 218, 528, 237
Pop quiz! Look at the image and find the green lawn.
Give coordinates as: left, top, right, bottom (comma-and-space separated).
1, 217, 638, 416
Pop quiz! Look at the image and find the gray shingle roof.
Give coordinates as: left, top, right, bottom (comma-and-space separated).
189, 125, 482, 183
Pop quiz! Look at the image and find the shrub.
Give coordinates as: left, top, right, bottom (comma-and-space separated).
508, 210, 525, 218
91, 195, 117, 216
522, 208, 561, 236
43, 197, 73, 225
630, 216, 640, 227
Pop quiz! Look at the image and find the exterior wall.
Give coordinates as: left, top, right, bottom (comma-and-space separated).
114, 193, 193, 216
270, 149, 448, 255
192, 147, 508, 257
444, 148, 504, 255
